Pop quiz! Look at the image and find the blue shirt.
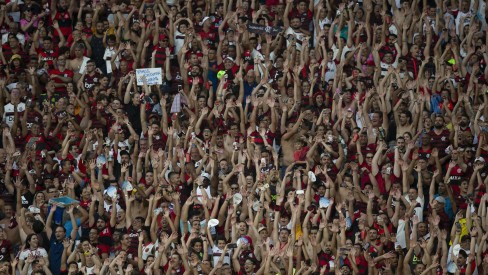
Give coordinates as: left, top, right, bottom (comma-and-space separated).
49, 233, 65, 275
64, 218, 81, 240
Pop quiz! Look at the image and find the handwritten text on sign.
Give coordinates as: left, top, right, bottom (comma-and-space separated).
136, 68, 162, 86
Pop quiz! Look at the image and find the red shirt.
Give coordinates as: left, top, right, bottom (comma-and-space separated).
82, 72, 101, 91
199, 27, 218, 44
49, 68, 74, 93
97, 226, 114, 254
37, 47, 59, 65
293, 146, 309, 161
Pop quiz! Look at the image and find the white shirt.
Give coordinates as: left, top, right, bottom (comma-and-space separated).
380, 60, 399, 76
324, 61, 337, 82
211, 246, 231, 266
404, 195, 425, 222
395, 219, 407, 249
103, 47, 119, 74
174, 30, 186, 54
3, 102, 26, 128
77, 56, 91, 74
196, 185, 213, 202
447, 245, 472, 273
142, 242, 155, 260
285, 27, 305, 51
455, 10, 472, 35
19, 248, 48, 273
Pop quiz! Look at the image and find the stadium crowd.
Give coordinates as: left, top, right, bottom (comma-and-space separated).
0, 0, 487, 274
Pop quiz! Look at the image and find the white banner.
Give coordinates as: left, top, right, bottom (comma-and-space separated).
136, 68, 162, 86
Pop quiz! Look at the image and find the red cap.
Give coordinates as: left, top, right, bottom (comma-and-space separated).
366, 60, 376, 67
243, 235, 253, 245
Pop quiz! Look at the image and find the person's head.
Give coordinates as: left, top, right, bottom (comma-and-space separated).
86, 59, 96, 73
25, 233, 39, 249
413, 263, 426, 274
121, 233, 131, 246
399, 111, 412, 125
162, 170, 177, 185
371, 111, 383, 127
365, 152, 374, 164
396, 136, 405, 149
212, 235, 226, 250
96, 216, 107, 230
434, 115, 445, 129
278, 228, 290, 242
410, 43, 420, 56
368, 228, 378, 240
177, 21, 188, 34
169, 253, 183, 267
95, 21, 105, 35
383, 52, 394, 64
243, 258, 256, 273
42, 36, 53, 51
10, 88, 21, 103
417, 222, 428, 236
459, 114, 469, 127
133, 216, 144, 230
8, 35, 20, 49
120, 150, 130, 164
408, 187, 418, 201
340, 264, 352, 275
290, 16, 301, 29
54, 225, 66, 240
0, 227, 6, 241
9, 22, 19, 34
88, 228, 99, 241
67, 261, 79, 273
190, 238, 203, 252
457, 249, 468, 266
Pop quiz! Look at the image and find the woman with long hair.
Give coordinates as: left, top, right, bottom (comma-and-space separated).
18, 233, 49, 272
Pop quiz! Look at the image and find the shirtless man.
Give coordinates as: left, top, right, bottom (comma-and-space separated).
68, 43, 91, 83
393, 97, 420, 138
125, 187, 148, 221
223, 122, 245, 161
280, 111, 306, 167
0, 204, 20, 246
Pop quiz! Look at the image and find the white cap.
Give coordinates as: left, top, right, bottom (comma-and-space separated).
475, 157, 485, 163
200, 16, 211, 26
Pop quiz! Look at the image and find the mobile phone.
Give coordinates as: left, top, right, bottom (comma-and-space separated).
177, 85, 182, 92
227, 243, 237, 249
456, 222, 461, 230
26, 98, 33, 108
